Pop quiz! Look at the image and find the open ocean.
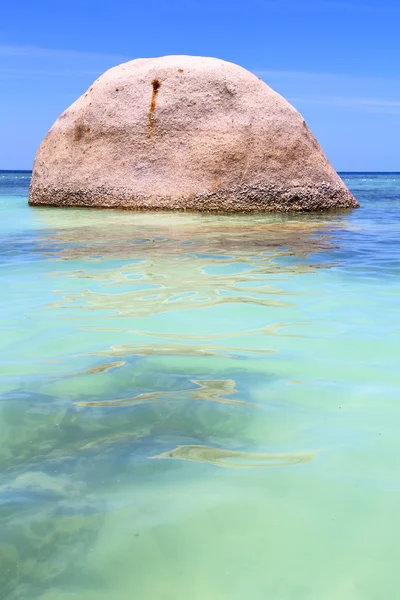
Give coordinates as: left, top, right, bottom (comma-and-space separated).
1, 171, 399, 599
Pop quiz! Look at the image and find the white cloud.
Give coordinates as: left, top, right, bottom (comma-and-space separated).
0, 44, 125, 62
253, 68, 398, 86
0, 44, 128, 80
0, 67, 102, 79
289, 95, 400, 114
253, 69, 400, 115
258, 0, 399, 13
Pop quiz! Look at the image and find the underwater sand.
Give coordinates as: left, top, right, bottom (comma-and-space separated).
1, 172, 399, 599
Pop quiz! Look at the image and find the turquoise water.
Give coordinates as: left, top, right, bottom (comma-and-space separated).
1, 171, 399, 599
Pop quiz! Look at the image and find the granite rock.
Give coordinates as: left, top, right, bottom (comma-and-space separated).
29, 55, 358, 212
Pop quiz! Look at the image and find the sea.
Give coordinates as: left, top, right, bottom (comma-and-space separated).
0, 171, 399, 599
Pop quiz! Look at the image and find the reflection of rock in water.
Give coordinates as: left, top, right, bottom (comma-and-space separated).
80, 341, 276, 359
65, 360, 125, 377
35, 208, 343, 261
75, 379, 260, 409
35, 210, 342, 319
70, 322, 302, 367
47, 283, 294, 317
80, 430, 149, 450
152, 444, 317, 468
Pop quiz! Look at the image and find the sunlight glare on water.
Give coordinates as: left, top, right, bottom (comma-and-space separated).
0, 172, 399, 599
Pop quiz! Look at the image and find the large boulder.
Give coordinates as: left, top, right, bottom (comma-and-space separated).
29, 55, 358, 212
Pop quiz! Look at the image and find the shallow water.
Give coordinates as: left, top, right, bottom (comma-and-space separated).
1, 171, 399, 599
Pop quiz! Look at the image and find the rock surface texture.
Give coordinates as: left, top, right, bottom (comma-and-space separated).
29, 55, 359, 212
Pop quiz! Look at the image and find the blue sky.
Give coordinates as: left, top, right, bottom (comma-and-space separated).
1, 0, 399, 170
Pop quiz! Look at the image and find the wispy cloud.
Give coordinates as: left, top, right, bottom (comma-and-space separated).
253, 69, 398, 85
254, 69, 400, 115
289, 95, 400, 114
258, 0, 400, 13
0, 44, 128, 80
0, 67, 103, 79
300, 0, 399, 12
0, 44, 125, 62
